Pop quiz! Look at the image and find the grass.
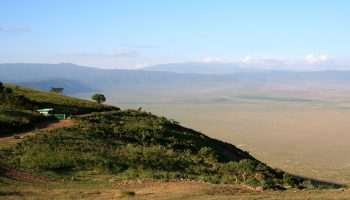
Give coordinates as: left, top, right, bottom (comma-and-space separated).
5, 83, 118, 115
0, 83, 119, 134
0, 110, 290, 189
0, 107, 44, 134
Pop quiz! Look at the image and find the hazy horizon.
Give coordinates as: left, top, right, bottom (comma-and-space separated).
1, 0, 350, 70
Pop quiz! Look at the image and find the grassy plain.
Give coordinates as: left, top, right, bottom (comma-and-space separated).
93, 82, 350, 184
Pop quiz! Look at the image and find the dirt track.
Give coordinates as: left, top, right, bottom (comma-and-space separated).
0, 119, 73, 144
0, 164, 50, 183
0, 120, 73, 183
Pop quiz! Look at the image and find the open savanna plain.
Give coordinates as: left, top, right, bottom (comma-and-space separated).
100, 82, 350, 185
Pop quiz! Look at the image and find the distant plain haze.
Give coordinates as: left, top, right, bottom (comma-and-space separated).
1, 0, 350, 70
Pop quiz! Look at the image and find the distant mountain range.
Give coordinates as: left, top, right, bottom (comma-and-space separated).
1, 63, 350, 94
144, 62, 256, 74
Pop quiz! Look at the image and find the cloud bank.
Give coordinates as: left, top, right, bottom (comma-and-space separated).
201, 56, 228, 63
304, 54, 335, 65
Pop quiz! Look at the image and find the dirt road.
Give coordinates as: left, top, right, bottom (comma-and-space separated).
0, 164, 51, 183
0, 119, 73, 144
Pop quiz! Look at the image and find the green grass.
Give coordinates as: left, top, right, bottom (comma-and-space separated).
0, 107, 44, 134
5, 83, 118, 115
0, 110, 290, 189
0, 83, 119, 134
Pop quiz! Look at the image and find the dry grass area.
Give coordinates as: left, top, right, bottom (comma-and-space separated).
100, 83, 350, 184
139, 102, 350, 184
1, 180, 350, 200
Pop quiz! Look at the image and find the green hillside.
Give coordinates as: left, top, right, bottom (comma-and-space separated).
0, 110, 290, 188
0, 83, 296, 189
0, 83, 118, 133
4, 83, 117, 114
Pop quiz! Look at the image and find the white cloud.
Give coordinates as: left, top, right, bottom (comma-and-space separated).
134, 63, 149, 69
201, 56, 227, 63
241, 56, 285, 66
67, 50, 139, 57
0, 27, 31, 33
304, 54, 335, 64
242, 56, 251, 64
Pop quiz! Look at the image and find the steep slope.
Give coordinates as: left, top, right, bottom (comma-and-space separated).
0, 110, 287, 188
0, 84, 293, 189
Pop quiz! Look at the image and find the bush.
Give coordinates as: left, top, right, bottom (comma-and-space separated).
283, 172, 297, 187
198, 147, 214, 157
3, 87, 13, 94
13, 135, 20, 139
247, 176, 260, 187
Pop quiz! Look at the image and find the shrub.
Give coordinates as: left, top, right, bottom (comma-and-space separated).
283, 172, 297, 187
3, 87, 13, 94
198, 147, 214, 157
13, 135, 20, 139
247, 176, 260, 187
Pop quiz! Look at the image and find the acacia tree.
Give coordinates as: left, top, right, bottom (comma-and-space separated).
50, 87, 64, 93
91, 93, 106, 104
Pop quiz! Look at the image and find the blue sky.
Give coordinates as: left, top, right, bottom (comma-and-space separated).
1, 0, 349, 69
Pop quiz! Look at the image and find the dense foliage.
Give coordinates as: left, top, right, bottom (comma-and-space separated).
50, 87, 64, 94
0, 110, 290, 188
91, 93, 106, 104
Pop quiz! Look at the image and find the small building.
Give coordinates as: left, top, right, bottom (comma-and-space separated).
37, 108, 54, 116
37, 108, 66, 120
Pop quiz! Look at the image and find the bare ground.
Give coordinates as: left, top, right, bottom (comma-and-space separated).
0, 179, 350, 200
0, 164, 51, 183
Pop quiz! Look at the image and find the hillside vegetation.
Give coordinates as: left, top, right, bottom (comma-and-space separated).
0, 83, 301, 190
0, 83, 118, 134
0, 110, 291, 189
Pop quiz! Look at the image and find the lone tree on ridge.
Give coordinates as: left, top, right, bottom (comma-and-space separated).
50, 87, 64, 93
91, 93, 106, 104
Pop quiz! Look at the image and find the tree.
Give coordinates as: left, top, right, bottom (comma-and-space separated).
3, 87, 12, 94
91, 93, 106, 104
0, 82, 12, 94
50, 87, 64, 93
0, 82, 4, 92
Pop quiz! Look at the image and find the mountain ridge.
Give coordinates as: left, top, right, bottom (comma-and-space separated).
2, 63, 350, 95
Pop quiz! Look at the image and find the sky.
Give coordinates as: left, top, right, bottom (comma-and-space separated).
1, 0, 350, 70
